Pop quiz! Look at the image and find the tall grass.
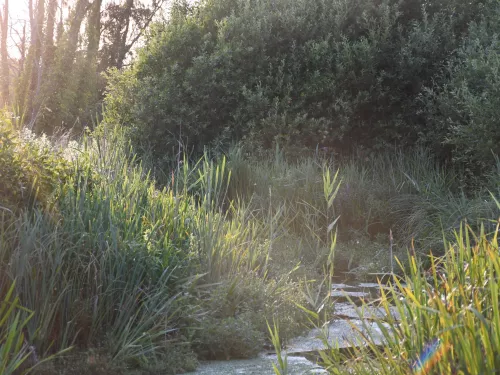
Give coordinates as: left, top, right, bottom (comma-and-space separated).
226, 145, 499, 263
1, 122, 498, 372
0, 281, 34, 375
314, 219, 500, 374
0, 126, 281, 369
268, 320, 288, 375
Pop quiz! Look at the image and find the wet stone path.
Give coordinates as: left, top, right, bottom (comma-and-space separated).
187, 282, 396, 374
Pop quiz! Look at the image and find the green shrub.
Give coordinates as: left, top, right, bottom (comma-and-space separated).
0, 113, 70, 212
194, 314, 265, 359
105, 0, 487, 168
0, 116, 23, 211
193, 274, 306, 359
422, 0, 500, 182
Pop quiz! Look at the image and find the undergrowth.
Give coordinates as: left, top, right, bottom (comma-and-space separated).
306, 218, 500, 374
0, 120, 498, 373
225, 145, 499, 266
0, 125, 308, 372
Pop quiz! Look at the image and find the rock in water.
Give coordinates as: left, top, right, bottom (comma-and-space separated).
285, 319, 388, 355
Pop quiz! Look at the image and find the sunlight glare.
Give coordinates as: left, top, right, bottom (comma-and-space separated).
8, 0, 29, 20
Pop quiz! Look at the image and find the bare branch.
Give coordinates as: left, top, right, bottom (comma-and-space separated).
123, 0, 166, 59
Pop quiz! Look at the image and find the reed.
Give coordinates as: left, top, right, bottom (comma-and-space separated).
312, 218, 500, 374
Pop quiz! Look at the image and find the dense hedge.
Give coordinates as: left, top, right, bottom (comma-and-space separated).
105, 0, 498, 176
421, 3, 500, 177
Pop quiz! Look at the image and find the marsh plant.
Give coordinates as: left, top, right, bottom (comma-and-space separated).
0, 282, 34, 375
295, 219, 500, 374
1, 118, 499, 373
0, 125, 309, 372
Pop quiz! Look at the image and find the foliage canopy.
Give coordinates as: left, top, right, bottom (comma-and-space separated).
106, 0, 498, 177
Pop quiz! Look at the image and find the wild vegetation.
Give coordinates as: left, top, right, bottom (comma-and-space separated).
106, 0, 499, 181
0, 0, 499, 374
299, 221, 500, 375
0, 119, 313, 373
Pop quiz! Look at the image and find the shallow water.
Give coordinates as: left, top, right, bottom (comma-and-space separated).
186, 281, 391, 374
187, 355, 327, 374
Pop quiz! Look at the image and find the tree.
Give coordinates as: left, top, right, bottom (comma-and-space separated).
43, 0, 58, 68
5, 0, 166, 132
100, 0, 166, 70
27, 0, 45, 125
0, 0, 9, 106
74, 0, 102, 125
104, 0, 490, 165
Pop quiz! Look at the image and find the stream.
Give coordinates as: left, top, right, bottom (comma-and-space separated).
186, 280, 399, 374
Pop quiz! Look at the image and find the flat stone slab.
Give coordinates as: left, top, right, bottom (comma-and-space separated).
330, 290, 370, 298
357, 282, 406, 290
186, 354, 327, 374
330, 290, 371, 300
334, 303, 401, 321
330, 281, 397, 302
357, 283, 387, 289
331, 283, 357, 289
285, 319, 388, 355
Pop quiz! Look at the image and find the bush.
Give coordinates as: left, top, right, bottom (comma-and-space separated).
193, 274, 306, 359
0, 113, 70, 212
194, 315, 265, 359
0, 116, 23, 211
105, 0, 487, 168
421, 0, 500, 181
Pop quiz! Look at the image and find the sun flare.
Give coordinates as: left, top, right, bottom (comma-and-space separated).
6, 0, 28, 20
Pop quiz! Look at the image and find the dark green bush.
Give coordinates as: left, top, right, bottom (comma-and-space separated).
105, 0, 489, 171
421, 1, 500, 180
0, 117, 23, 210
194, 314, 265, 359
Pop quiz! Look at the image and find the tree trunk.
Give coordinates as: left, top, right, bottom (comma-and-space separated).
116, 0, 133, 69
0, 0, 9, 106
87, 0, 102, 62
74, 0, 101, 127
43, 0, 57, 66
62, 0, 90, 69
27, 0, 45, 125
56, 0, 64, 43
29, 0, 34, 44
30, 0, 45, 83
18, 21, 26, 73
